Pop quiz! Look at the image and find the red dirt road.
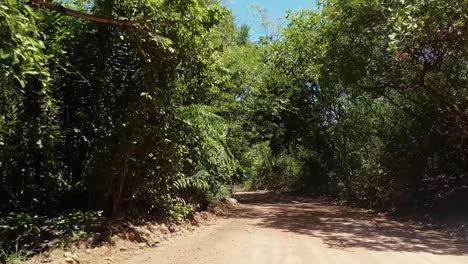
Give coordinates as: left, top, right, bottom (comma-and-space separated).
123, 192, 468, 264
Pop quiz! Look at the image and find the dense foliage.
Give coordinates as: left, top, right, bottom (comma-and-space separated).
0, 0, 250, 257
0, 0, 467, 260
248, 0, 468, 214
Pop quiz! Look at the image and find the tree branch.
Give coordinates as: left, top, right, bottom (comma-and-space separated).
31, 0, 144, 32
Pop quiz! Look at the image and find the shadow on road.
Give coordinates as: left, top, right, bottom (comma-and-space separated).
232, 192, 468, 255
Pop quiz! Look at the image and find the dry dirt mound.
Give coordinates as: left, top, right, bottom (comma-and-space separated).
27, 210, 219, 264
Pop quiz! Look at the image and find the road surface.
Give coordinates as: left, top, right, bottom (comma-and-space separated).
123, 192, 468, 264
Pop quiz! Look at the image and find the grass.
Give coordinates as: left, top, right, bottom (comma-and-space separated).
0, 238, 33, 264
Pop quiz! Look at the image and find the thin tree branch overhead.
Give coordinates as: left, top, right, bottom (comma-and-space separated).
31, 0, 142, 30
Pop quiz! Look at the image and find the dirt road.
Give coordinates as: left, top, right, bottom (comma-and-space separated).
123, 192, 468, 264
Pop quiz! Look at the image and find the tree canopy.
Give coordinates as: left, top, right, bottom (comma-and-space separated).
0, 0, 467, 260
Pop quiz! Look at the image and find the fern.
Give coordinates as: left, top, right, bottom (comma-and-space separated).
173, 174, 209, 193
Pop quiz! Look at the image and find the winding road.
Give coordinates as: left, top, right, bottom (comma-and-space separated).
123, 192, 468, 264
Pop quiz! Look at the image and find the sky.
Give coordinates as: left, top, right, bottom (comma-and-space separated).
223, 0, 317, 41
